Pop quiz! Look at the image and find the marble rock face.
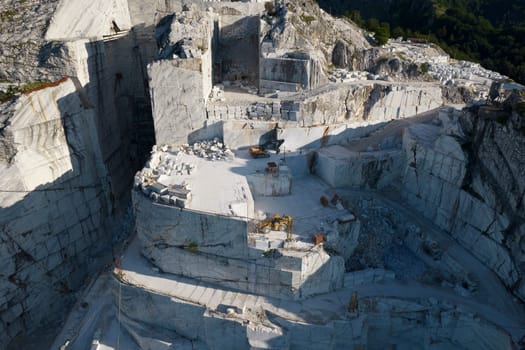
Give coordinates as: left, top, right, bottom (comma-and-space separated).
45, 0, 132, 40
402, 105, 525, 301
0, 79, 112, 347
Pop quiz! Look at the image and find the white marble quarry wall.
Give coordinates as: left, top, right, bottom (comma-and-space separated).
134, 190, 249, 259
217, 15, 260, 84
222, 120, 280, 150
118, 282, 207, 341
101, 28, 158, 168
401, 110, 525, 300
0, 2, 157, 346
222, 120, 384, 152
293, 82, 443, 127
45, 0, 132, 40
0, 80, 113, 348
167, 9, 213, 62
202, 27, 214, 105
142, 244, 302, 299
149, 10, 214, 145
118, 279, 511, 350
367, 84, 443, 121
149, 60, 207, 145
299, 249, 345, 297
141, 238, 344, 300
316, 146, 405, 189
79, 38, 151, 207
270, 153, 309, 179
247, 172, 292, 197
259, 57, 311, 92
134, 189, 342, 299
47, 28, 157, 208
127, 0, 161, 26
119, 282, 272, 350
362, 298, 512, 350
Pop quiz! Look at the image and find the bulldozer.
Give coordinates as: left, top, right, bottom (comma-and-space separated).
256, 214, 293, 237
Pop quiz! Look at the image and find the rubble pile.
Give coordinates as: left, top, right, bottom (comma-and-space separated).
179, 138, 234, 161
387, 40, 449, 65
209, 85, 225, 102
134, 146, 191, 208
136, 178, 192, 208
387, 40, 506, 96
134, 168, 192, 209
328, 69, 370, 83
427, 60, 505, 88
133, 139, 235, 208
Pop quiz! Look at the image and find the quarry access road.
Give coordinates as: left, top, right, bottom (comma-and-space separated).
49, 273, 116, 350
288, 80, 443, 101
338, 188, 525, 341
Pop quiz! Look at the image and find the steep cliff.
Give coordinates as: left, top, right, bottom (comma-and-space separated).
402, 96, 525, 301
0, 79, 113, 347
290, 81, 443, 126
0, 0, 158, 346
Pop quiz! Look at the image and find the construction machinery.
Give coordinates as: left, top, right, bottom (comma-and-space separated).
260, 139, 284, 153
266, 162, 278, 173
249, 128, 285, 158
249, 146, 270, 158
256, 214, 293, 237
313, 233, 325, 245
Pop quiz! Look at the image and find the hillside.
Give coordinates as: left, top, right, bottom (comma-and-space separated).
318, 0, 525, 84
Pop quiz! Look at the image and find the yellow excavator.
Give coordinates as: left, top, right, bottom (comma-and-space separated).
256, 214, 293, 238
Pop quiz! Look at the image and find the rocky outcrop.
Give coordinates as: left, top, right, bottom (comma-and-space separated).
259, 0, 371, 91
0, 79, 113, 348
149, 9, 214, 145
332, 41, 379, 72
0, 0, 64, 83
371, 56, 420, 80
263, 0, 370, 61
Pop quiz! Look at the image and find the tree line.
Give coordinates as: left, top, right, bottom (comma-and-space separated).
324, 0, 525, 83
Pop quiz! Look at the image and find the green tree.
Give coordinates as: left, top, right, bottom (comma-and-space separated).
332, 0, 525, 83
392, 26, 405, 38
366, 18, 390, 45
345, 9, 363, 26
